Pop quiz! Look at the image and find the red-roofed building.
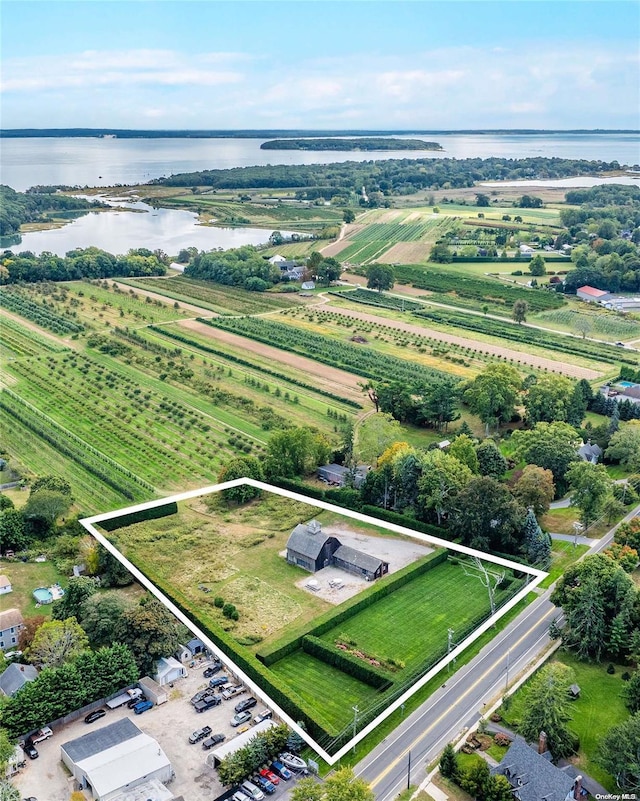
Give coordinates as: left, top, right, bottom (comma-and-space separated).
577, 285, 611, 302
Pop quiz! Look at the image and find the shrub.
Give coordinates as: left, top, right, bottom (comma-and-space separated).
607, 663, 616, 674
214, 596, 224, 608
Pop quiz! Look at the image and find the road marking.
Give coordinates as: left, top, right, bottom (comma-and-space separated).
369, 605, 556, 788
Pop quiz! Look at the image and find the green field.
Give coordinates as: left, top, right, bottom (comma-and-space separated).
0, 314, 67, 362
119, 276, 302, 315
1, 560, 68, 621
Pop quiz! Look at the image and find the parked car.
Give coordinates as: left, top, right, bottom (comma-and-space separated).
279, 752, 307, 772
231, 792, 251, 801
127, 693, 147, 709
203, 661, 222, 678
253, 709, 273, 724
254, 774, 276, 795
133, 700, 153, 714
230, 710, 252, 727
84, 709, 106, 724
194, 694, 221, 713
209, 675, 229, 688
23, 742, 38, 760
222, 685, 246, 700
234, 696, 257, 713
202, 733, 226, 750
270, 761, 292, 781
240, 779, 265, 800
189, 725, 212, 744
31, 727, 53, 744
259, 768, 280, 785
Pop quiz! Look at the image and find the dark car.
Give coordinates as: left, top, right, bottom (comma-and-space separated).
23, 742, 39, 760
127, 693, 147, 709
234, 696, 258, 714
254, 775, 276, 795
133, 700, 153, 714
84, 709, 106, 724
194, 694, 221, 713
203, 661, 222, 678
270, 761, 292, 781
208, 675, 229, 688
202, 733, 226, 750
189, 725, 212, 744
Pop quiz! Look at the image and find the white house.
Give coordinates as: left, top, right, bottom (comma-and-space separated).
154, 656, 187, 686
0, 575, 11, 595
61, 718, 174, 801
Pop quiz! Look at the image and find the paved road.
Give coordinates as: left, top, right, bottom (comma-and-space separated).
549, 531, 594, 545
354, 502, 638, 800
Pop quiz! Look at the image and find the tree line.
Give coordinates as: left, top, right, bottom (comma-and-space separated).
0, 185, 108, 237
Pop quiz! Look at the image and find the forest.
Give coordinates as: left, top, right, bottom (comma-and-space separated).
260, 138, 442, 151
0, 185, 107, 237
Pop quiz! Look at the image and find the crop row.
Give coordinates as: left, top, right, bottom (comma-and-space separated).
412, 307, 639, 366
0, 315, 67, 359
0, 389, 151, 500
329, 288, 422, 312
201, 316, 450, 385
0, 289, 84, 334
122, 276, 298, 315
393, 265, 565, 312
536, 308, 640, 339
147, 325, 362, 409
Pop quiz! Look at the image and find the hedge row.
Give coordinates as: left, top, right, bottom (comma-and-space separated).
147, 325, 362, 409
123, 556, 339, 741
301, 636, 394, 691
100, 501, 178, 531
257, 550, 447, 666
360, 504, 447, 541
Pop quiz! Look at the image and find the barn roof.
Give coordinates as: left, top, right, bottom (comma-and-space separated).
333, 545, 386, 573
287, 521, 334, 560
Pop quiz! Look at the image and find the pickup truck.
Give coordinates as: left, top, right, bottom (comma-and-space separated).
31, 727, 53, 744
189, 725, 212, 744
194, 694, 221, 713
106, 688, 143, 709
221, 685, 246, 700
133, 700, 153, 715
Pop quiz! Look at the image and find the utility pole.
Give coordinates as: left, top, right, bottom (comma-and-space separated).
352, 705, 359, 754
505, 648, 510, 693
407, 750, 411, 790
447, 627, 455, 673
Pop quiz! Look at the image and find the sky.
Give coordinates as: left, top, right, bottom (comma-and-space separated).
1, 1, 639, 130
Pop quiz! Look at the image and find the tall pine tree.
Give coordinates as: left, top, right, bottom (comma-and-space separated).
523, 507, 551, 567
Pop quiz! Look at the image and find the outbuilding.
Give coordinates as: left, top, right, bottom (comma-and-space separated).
139, 676, 168, 705
0, 575, 12, 595
576, 285, 611, 303
286, 520, 341, 572
205, 719, 277, 768
332, 545, 388, 581
60, 718, 173, 801
154, 656, 187, 686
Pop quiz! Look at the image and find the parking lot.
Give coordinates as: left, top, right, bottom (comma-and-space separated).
14, 657, 306, 801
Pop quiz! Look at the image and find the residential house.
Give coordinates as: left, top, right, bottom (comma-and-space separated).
492, 737, 589, 801
0, 608, 24, 651
0, 575, 11, 595
0, 662, 38, 697
317, 463, 370, 488
577, 441, 603, 464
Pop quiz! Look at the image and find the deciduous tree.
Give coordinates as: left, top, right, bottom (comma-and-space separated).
512, 299, 529, 324
606, 421, 640, 471
463, 364, 522, 434
115, 597, 182, 676
511, 421, 580, 490
52, 576, 98, 622
597, 712, 640, 791
450, 477, 525, 553
417, 450, 473, 524
475, 440, 508, 478
512, 465, 555, 518
27, 617, 89, 669
365, 263, 395, 292
524, 375, 574, 424
218, 456, 264, 504
567, 461, 612, 529
79, 592, 132, 649
264, 427, 332, 478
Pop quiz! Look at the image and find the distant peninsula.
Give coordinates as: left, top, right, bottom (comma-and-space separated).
260, 137, 442, 151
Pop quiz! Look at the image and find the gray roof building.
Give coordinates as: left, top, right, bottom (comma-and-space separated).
0, 662, 38, 697
492, 738, 585, 801
332, 545, 388, 577
62, 718, 140, 764
577, 441, 603, 464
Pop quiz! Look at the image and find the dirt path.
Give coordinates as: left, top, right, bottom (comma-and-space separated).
178, 319, 365, 400
319, 303, 601, 380
110, 280, 218, 316
0, 309, 77, 348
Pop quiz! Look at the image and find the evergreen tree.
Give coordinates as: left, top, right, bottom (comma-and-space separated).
439, 743, 459, 779
519, 663, 577, 758
522, 507, 551, 567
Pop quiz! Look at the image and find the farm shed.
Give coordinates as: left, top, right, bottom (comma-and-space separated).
186, 637, 205, 656
317, 463, 370, 488
154, 656, 187, 686
0, 575, 11, 595
286, 520, 341, 572
332, 545, 388, 581
576, 285, 611, 303
139, 676, 168, 705
0, 662, 38, 697
205, 719, 277, 768
60, 718, 173, 801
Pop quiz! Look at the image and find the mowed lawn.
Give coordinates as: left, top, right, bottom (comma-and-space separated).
319, 562, 496, 670
270, 650, 382, 732
2, 560, 68, 620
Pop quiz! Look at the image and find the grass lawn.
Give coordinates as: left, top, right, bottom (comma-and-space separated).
500, 649, 630, 790
2, 560, 68, 620
542, 505, 627, 539
540, 541, 589, 589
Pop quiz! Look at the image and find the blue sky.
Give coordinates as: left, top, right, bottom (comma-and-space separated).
2, 1, 639, 129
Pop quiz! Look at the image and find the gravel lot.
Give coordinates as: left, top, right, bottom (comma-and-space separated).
13, 657, 300, 801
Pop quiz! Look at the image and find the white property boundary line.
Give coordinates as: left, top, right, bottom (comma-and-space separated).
80, 478, 546, 765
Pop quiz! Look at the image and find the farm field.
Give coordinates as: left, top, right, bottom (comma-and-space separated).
119, 275, 303, 315
534, 306, 640, 341
0, 313, 68, 363
102, 488, 523, 747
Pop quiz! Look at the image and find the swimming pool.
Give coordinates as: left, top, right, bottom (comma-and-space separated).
618, 381, 639, 388
33, 587, 53, 604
